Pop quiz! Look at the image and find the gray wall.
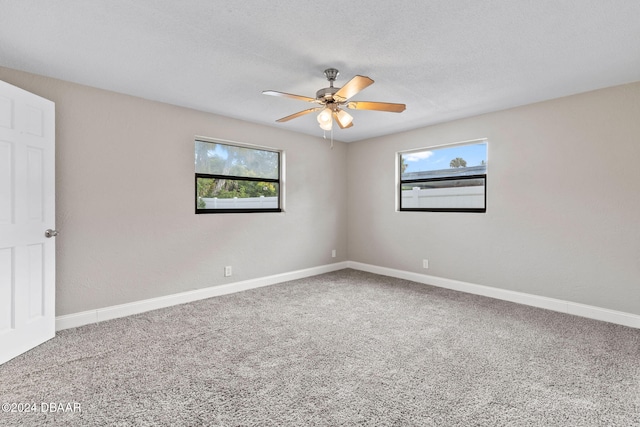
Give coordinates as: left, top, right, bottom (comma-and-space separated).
348, 82, 640, 315
0, 67, 348, 316
2, 66, 639, 318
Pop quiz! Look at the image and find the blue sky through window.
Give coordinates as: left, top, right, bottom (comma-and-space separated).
402, 141, 487, 174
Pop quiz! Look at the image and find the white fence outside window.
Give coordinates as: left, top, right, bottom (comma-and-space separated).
201, 196, 278, 209
401, 186, 485, 209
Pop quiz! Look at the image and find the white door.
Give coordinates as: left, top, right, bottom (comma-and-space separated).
0, 80, 55, 364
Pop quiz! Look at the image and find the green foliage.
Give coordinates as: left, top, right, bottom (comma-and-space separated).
195, 141, 279, 200
450, 157, 467, 168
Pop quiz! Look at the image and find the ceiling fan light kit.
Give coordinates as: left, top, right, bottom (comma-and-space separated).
335, 109, 353, 128
317, 106, 333, 130
263, 67, 406, 137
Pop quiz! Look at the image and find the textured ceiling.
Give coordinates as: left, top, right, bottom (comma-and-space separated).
1, 1, 640, 142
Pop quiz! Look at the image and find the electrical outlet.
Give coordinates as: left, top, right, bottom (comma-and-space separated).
332, 249, 336, 258
224, 266, 232, 277
423, 259, 429, 269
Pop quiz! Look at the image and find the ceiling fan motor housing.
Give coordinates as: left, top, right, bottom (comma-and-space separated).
316, 86, 339, 102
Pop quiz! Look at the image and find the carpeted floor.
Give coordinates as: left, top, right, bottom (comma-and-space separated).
1, 269, 639, 426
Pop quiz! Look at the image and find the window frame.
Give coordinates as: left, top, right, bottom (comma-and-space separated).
398, 140, 487, 213
195, 137, 283, 214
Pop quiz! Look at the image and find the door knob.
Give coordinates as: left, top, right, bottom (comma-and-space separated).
44, 229, 58, 238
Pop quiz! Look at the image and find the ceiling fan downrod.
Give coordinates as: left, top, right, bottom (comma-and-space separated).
317, 68, 340, 100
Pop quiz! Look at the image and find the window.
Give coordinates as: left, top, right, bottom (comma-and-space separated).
399, 139, 487, 212
195, 139, 282, 213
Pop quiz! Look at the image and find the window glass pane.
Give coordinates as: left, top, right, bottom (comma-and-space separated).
196, 177, 279, 210
195, 141, 279, 179
401, 141, 487, 180
401, 178, 485, 209
399, 140, 487, 212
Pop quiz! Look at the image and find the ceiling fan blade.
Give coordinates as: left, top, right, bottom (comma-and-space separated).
263, 90, 317, 103
333, 75, 374, 102
276, 107, 321, 122
332, 111, 354, 129
346, 101, 406, 113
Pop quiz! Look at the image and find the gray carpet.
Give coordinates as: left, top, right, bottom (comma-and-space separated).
1, 269, 639, 426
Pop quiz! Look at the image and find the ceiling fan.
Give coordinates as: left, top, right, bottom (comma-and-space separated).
263, 68, 406, 131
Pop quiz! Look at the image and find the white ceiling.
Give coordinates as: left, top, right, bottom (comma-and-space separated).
1, 1, 640, 142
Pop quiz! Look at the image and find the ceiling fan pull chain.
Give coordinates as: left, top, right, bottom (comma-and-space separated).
322, 127, 334, 149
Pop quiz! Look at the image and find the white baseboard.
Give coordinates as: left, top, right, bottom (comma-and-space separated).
346, 261, 640, 329
55, 262, 349, 331
57, 260, 639, 331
